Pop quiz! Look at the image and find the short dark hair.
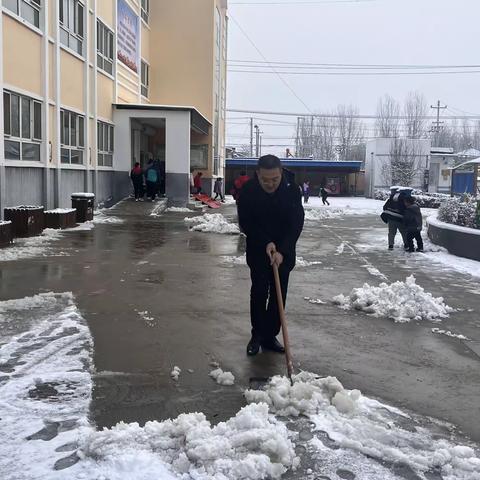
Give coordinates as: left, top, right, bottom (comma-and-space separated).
134, 162, 140, 167
258, 154, 281, 170
240, 171, 246, 176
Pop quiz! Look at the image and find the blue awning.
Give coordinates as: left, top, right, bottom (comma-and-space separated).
226, 158, 362, 170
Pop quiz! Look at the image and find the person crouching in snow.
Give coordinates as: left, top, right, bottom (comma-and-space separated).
403, 196, 424, 252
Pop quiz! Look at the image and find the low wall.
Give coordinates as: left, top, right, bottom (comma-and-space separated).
427, 215, 480, 261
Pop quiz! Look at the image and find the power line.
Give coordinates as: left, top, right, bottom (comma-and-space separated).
230, 0, 376, 5
229, 59, 480, 69
228, 69, 480, 76
229, 14, 313, 114
227, 107, 480, 120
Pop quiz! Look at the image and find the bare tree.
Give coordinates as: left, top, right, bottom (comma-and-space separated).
375, 94, 400, 137
313, 116, 337, 159
382, 138, 424, 186
404, 91, 428, 139
335, 104, 365, 160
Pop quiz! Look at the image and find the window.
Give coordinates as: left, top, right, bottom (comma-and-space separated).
59, 0, 84, 56
141, 61, 149, 98
97, 121, 114, 167
96, 20, 114, 75
141, 0, 149, 23
60, 109, 85, 164
3, 0, 41, 28
3, 90, 42, 161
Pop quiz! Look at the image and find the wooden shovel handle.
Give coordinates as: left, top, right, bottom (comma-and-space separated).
272, 262, 294, 382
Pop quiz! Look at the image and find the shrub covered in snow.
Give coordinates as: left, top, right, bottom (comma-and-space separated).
437, 196, 478, 229
333, 275, 453, 322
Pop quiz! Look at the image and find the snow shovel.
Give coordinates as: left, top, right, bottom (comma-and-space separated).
272, 262, 295, 386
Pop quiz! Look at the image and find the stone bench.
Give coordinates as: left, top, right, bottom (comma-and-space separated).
4, 206, 44, 238
0, 221, 13, 247
44, 209, 77, 229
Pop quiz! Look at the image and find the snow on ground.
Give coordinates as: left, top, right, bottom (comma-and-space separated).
92, 211, 124, 224
1, 293, 478, 479
0, 292, 93, 479
333, 275, 453, 323
432, 328, 469, 340
209, 367, 235, 386
0, 229, 67, 262
303, 296, 326, 304
221, 254, 322, 267
356, 226, 480, 279
304, 197, 383, 221
246, 371, 480, 480
184, 213, 240, 234
165, 206, 193, 213
171, 366, 181, 381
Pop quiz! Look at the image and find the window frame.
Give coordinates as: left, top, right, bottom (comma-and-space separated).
97, 121, 114, 167
141, 60, 149, 98
141, 0, 149, 24
96, 20, 114, 76
3, 0, 41, 29
60, 108, 85, 165
59, 0, 85, 56
3, 90, 42, 162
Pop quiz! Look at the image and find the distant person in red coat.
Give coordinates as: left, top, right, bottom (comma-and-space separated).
193, 172, 203, 194
231, 171, 250, 201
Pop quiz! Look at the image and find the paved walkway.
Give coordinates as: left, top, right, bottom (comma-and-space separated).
0, 198, 479, 447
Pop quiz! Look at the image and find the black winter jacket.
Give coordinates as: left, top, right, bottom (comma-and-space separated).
404, 204, 423, 232
237, 173, 304, 267
383, 192, 407, 222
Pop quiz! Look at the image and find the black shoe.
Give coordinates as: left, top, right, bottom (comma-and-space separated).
416, 248, 424, 253
247, 337, 261, 356
388, 245, 394, 250
261, 337, 285, 353
407, 248, 415, 253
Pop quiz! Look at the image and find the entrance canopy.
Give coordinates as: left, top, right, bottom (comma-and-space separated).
114, 104, 211, 205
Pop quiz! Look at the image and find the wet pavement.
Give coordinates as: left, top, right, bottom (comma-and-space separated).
0, 197, 479, 451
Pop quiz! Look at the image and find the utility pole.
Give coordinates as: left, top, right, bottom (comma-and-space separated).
254, 124, 260, 158
310, 116, 314, 157
295, 117, 300, 157
250, 118, 254, 157
430, 100, 447, 145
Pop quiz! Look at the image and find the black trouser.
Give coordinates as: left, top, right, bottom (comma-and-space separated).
133, 182, 143, 199
146, 181, 156, 199
248, 256, 291, 341
303, 193, 309, 204
214, 192, 224, 201
406, 230, 423, 251
322, 195, 329, 205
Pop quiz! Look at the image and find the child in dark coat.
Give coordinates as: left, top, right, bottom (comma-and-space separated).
403, 196, 423, 252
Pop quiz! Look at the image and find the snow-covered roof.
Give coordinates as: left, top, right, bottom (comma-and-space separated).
431, 147, 454, 154
451, 158, 480, 170
456, 148, 480, 157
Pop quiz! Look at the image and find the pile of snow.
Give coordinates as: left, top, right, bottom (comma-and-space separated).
333, 275, 453, 322
209, 368, 235, 386
245, 372, 361, 417
185, 213, 240, 234
304, 197, 383, 221
432, 327, 469, 340
304, 207, 347, 221
78, 402, 297, 480
246, 372, 480, 479
150, 201, 167, 217
438, 197, 478, 229
165, 206, 193, 213
170, 366, 181, 381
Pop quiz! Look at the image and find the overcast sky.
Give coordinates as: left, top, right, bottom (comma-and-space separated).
226, 0, 480, 155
